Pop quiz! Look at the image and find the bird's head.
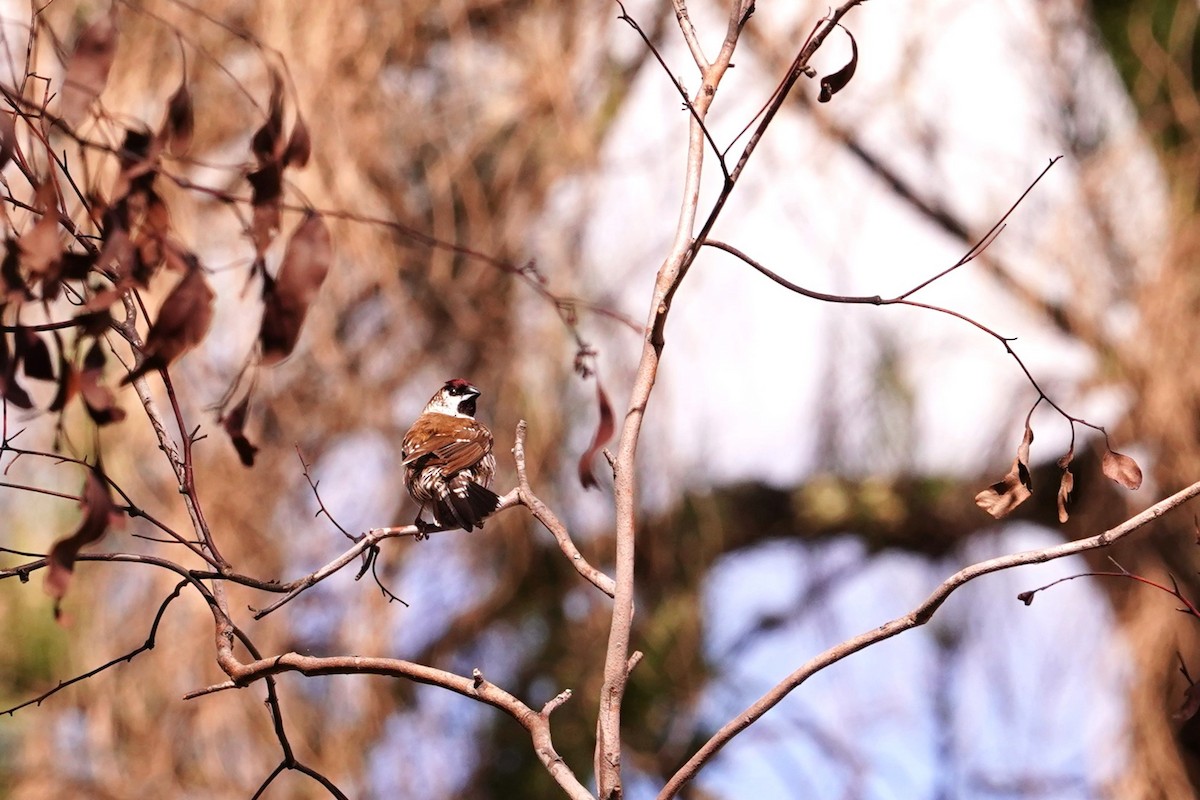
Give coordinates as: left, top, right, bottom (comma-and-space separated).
424, 378, 481, 418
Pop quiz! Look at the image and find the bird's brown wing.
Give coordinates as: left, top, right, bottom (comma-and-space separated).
402, 413, 492, 475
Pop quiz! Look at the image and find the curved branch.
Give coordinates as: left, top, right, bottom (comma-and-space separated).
513, 420, 616, 598
201, 648, 594, 800
658, 478, 1200, 799
617, 1, 729, 181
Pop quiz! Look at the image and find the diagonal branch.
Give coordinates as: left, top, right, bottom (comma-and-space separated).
514, 420, 616, 598
671, 0, 709, 70
0, 580, 188, 716
895, 157, 1062, 299
617, 1, 729, 181
658, 478, 1200, 799
250, 488, 520, 619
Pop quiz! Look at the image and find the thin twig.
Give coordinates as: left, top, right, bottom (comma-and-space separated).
1020, 567, 1200, 618
670, 0, 709, 70
617, 1, 729, 181
251, 488, 521, 619
295, 445, 353, 540
703, 162, 1109, 439
1, 580, 188, 716
896, 157, 1062, 299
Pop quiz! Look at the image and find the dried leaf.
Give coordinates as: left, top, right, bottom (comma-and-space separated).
0, 332, 32, 409
975, 458, 1032, 519
1176, 679, 1200, 722
60, 251, 96, 282
162, 238, 198, 274
131, 190, 172, 281
160, 78, 194, 156
47, 336, 77, 413
20, 181, 64, 278
1055, 442, 1076, 523
114, 128, 158, 199
248, 164, 283, 256
283, 115, 311, 169
2, 375, 32, 408
45, 467, 116, 617
1056, 443, 1075, 470
259, 212, 332, 364
220, 393, 258, 467
1, 238, 28, 300
16, 327, 54, 381
251, 69, 285, 163
818, 26, 858, 103
1102, 448, 1143, 490
1016, 421, 1034, 491
97, 201, 135, 280
58, 10, 119, 127
1056, 467, 1074, 524
100, 231, 135, 284
120, 264, 215, 384
81, 285, 127, 314
74, 309, 112, 337
577, 376, 615, 489
79, 339, 125, 424
0, 111, 15, 171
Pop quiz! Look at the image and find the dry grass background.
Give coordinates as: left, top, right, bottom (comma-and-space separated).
2, 0, 1200, 797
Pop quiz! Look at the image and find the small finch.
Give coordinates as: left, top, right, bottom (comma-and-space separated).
401, 379, 500, 531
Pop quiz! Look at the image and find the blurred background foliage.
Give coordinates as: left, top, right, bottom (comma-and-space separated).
1, 0, 1200, 798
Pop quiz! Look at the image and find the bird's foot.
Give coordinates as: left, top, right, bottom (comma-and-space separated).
413, 518, 435, 541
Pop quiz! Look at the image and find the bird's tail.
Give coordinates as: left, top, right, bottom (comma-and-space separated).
435, 481, 501, 531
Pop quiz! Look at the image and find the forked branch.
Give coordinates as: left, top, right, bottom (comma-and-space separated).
599, 1, 868, 796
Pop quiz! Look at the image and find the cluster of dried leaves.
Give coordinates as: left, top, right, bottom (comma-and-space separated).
0, 10, 331, 609
975, 404, 1143, 522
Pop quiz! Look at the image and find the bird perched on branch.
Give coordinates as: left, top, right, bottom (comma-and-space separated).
402, 379, 499, 532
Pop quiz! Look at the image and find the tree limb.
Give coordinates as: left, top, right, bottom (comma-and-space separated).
658, 478, 1200, 798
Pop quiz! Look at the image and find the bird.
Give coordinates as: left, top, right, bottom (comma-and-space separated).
401, 379, 500, 532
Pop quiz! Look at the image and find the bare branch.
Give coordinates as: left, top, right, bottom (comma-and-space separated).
114, 291, 229, 569
207, 643, 593, 800
230, 598, 351, 800
671, 0, 708, 70
658, 479, 1200, 798
1, 580, 188, 716
252, 488, 521, 619
513, 420, 615, 598
296, 445, 353, 541
896, 157, 1062, 299
618, 1, 729, 181
598, 3, 868, 795
700, 154, 1113, 443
